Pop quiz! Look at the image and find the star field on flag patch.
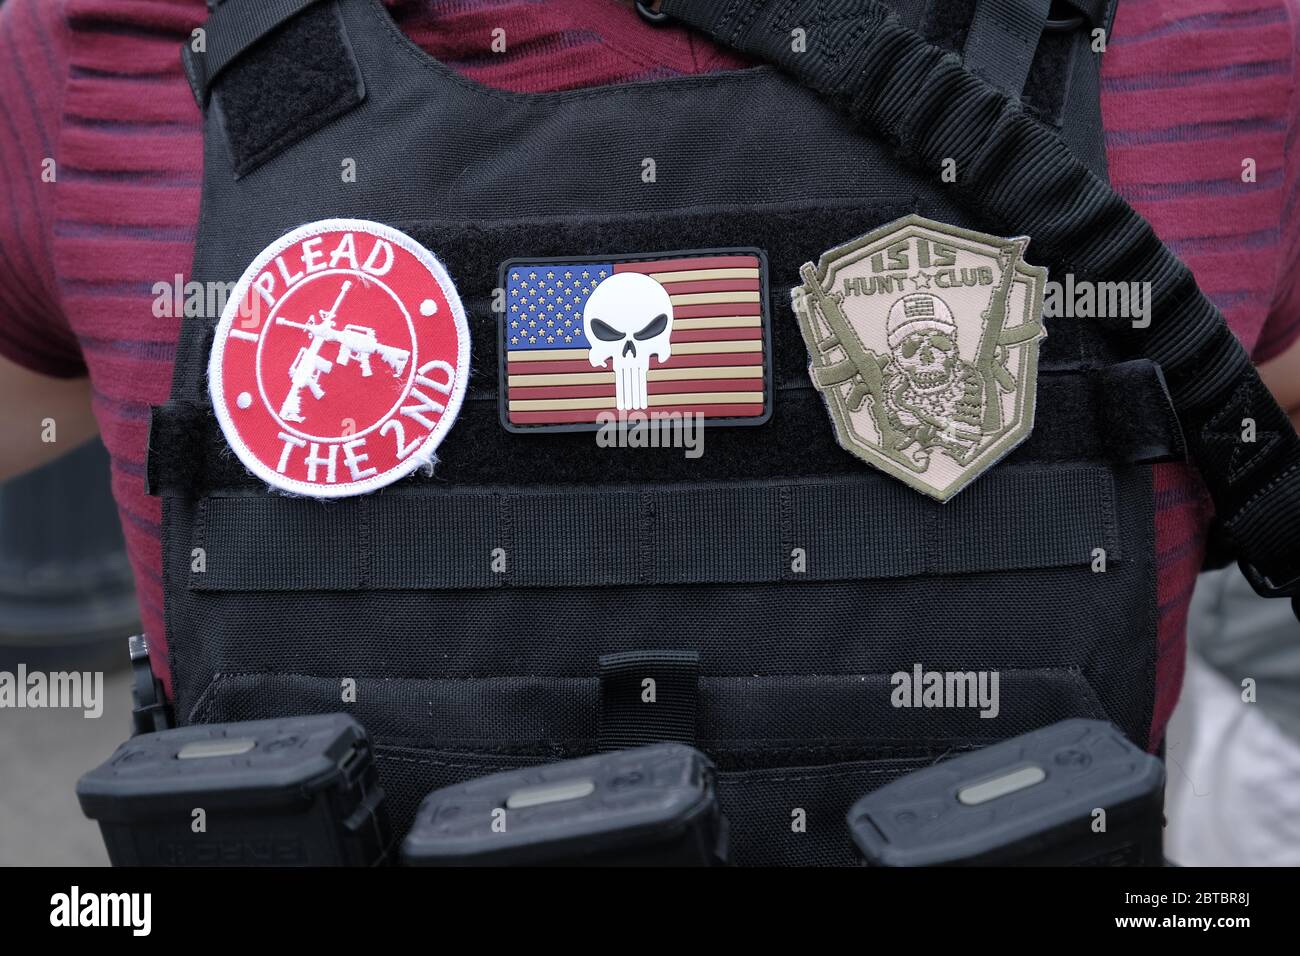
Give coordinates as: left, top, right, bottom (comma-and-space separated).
498, 249, 772, 432
506, 265, 610, 349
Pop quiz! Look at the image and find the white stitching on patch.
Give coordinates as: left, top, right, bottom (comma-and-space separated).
208, 217, 471, 498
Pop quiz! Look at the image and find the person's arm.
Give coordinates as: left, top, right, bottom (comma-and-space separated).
1259, 338, 1300, 433
0, 0, 93, 483
1255, 0, 1300, 432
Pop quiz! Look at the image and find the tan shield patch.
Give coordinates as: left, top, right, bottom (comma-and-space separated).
792, 214, 1047, 502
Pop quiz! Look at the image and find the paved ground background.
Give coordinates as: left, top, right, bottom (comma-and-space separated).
0, 661, 128, 866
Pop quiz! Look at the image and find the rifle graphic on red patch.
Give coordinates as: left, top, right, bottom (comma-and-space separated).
275, 279, 411, 424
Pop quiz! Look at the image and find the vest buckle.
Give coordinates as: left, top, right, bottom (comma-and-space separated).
635, 1, 672, 25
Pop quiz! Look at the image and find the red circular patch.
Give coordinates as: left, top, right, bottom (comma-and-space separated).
209, 220, 470, 497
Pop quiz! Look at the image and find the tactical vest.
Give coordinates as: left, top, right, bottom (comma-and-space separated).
147, 0, 1300, 865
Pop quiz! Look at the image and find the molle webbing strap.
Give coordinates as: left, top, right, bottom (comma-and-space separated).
146, 362, 1185, 497
598, 651, 700, 751
186, 467, 1123, 592
963, 0, 1052, 98
658, 0, 1300, 596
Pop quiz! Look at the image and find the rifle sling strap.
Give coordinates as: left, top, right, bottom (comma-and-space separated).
658, 0, 1300, 597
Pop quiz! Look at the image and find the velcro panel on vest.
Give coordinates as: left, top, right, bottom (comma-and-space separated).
186, 465, 1120, 592
203, 1, 364, 177
145, 360, 1183, 497
184, 0, 323, 99
1096, 359, 1186, 464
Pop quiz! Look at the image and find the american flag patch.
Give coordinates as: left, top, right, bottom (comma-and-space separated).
498, 249, 771, 431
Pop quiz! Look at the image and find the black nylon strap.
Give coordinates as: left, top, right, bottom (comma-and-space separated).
658, 0, 1300, 596
182, 0, 325, 103
598, 651, 700, 751
187, 466, 1122, 592
147, 363, 1184, 497
964, 0, 1052, 98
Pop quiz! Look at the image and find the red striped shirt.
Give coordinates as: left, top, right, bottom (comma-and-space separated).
1, 0, 1297, 747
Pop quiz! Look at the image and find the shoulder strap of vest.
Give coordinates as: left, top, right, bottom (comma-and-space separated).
181, 0, 324, 103
962, 0, 1052, 98
657, 0, 1300, 599
182, 0, 366, 177
958, 0, 1119, 97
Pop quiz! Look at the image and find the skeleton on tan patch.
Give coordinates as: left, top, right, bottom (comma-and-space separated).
882, 293, 986, 461
792, 215, 1048, 502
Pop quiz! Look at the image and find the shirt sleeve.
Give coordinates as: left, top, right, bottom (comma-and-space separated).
1253, 0, 1300, 363
0, 0, 85, 379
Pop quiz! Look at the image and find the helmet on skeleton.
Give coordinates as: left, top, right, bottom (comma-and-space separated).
886, 293, 957, 350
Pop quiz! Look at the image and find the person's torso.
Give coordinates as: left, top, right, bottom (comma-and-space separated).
41, 0, 1297, 755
